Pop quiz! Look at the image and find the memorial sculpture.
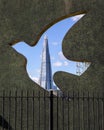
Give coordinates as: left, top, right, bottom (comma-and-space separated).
0, 0, 103, 129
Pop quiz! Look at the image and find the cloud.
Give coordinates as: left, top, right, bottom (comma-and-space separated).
63, 61, 69, 66
29, 75, 39, 84
71, 14, 85, 22
52, 42, 59, 46
36, 69, 41, 74
58, 51, 66, 60
53, 61, 69, 67
40, 54, 42, 59
53, 61, 62, 67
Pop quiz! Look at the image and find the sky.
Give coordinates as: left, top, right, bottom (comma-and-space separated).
12, 14, 90, 88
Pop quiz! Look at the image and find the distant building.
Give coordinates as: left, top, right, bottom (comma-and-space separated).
39, 36, 55, 90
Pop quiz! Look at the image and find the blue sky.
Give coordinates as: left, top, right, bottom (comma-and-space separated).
12, 14, 89, 86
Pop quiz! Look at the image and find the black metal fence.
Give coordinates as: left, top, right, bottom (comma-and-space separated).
0, 90, 104, 130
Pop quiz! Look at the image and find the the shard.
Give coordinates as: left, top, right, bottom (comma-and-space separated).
39, 36, 53, 90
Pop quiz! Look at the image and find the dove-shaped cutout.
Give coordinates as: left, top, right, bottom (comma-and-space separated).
12, 14, 90, 90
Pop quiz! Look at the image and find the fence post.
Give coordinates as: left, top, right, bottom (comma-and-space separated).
49, 90, 53, 130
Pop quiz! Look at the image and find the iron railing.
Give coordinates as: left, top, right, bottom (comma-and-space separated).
0, 90, 104, 130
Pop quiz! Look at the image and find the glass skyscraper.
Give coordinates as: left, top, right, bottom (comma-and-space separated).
39, 36, 53, 90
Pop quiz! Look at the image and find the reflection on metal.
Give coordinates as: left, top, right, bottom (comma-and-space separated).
39, 36, 53, 90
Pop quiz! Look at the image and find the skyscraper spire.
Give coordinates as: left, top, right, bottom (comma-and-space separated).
39, 36, 53, 90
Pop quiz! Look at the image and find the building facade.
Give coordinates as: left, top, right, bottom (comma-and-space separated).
39, 36, 53, 90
